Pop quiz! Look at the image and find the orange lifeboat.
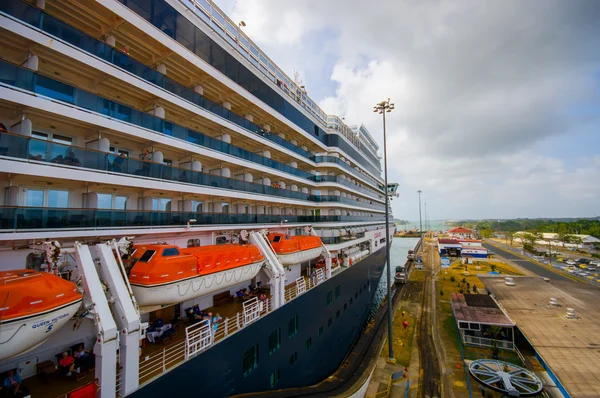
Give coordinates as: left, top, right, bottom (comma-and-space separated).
0, 270, 83, 360
268, 233, 324, 265
128, 244, 264, 306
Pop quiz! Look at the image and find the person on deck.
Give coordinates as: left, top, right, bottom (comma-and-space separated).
59, 351, 80, 376
211, 313, 222, 334
3, 370, 28, 397
74, 345, 94, 371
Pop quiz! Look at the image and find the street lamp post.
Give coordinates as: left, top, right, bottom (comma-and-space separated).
424, 202, 427, 235
374, 98, 395, 363
418, 190, 423, 249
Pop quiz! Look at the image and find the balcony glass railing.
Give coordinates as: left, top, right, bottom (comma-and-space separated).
0, 132, 388, 211
0, 0, 384, 187
314, 156, 382, 188
0, 59, 316, 181
0, 207, 388, 231
312, 196, 385, 211
310, 175, 383, 199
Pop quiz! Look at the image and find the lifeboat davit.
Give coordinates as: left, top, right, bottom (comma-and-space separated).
0, 270, 82, 360
268, 233, 323, 265
128, 244, 265, 306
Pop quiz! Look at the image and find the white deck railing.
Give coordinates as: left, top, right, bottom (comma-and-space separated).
137, 266, 337, 388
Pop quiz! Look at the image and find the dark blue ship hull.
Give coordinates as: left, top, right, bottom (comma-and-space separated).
132, 247, 387, 397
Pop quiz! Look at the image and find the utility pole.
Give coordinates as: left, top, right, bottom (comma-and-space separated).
424, 202, 427, 235
418, 190, 423, 248
374, 99, 395, 364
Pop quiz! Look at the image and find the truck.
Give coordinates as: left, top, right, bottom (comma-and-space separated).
395, 265, 410, 284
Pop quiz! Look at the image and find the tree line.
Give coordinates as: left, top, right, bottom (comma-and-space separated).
457, 219, 600, 239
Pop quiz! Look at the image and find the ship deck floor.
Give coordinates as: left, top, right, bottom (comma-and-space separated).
140, 278, 305, 358
23, 367, 96, 398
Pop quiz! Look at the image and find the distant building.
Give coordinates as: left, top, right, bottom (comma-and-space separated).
447, 227, 474, 239
451, 293, 516, 351
438, 238, 462, 257
457, 239, 483, 247
461, 246, 489, 263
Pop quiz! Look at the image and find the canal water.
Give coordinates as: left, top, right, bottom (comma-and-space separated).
369, 237, 420, 317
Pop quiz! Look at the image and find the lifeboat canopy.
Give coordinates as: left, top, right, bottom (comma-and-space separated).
129, 244, 264, 287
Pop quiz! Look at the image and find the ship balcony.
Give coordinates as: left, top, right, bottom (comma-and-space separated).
0, 206, 387, 232
0, 56, 381, 202
0, 0, 384, 191
310, 175, 384, 201
0, 131, 385, 212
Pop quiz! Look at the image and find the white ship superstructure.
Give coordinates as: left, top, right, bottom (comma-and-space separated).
0, 1, 395, 397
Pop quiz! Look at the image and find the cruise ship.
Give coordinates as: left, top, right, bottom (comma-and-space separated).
0, 1, 396, 397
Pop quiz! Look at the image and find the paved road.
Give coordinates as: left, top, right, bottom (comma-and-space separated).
482, 243, 571, 282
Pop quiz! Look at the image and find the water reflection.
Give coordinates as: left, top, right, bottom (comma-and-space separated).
369, 237, 419, 319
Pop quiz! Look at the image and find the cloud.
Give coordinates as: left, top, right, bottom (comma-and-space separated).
220, 0, 600, 219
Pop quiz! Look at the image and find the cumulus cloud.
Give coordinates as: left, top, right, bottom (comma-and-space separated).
220, 0, 600, 219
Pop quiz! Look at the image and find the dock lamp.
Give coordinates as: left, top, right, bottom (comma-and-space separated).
374, 98, 395, 363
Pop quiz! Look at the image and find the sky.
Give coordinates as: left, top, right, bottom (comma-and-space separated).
215, 0, 600, 221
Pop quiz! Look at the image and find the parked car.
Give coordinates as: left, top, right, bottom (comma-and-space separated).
565, 260, 576, 266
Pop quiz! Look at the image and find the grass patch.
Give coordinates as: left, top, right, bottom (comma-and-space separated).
438, 260, 522, 296
382, 309, 417, 367
442, 314, 461, 353
410, 269, 426, 282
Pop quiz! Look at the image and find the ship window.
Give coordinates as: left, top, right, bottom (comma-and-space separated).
268, 328, 281, 354
360, 288, 362, 294
306, 337, 312, 350
288, 315, 298, 338
187, 239, 201, 248
242, 344, 258, 376
273, 236, 282, 243
289, 352, 298, 367
139, 250, 156, 263
335, 285, 340, 299
162, 248, 180, 257
318, 326, 323, 339
270, 368, 280, 388
25, 189, 44, 207
328, 318, 332, 327
344, 303, 347, 311
355, 292, 358, 299
336, 310, 340, 319
326, 291, 332, 306
350, 297, 353, 305
48, 190, 69, 208
285, 235, 290, 239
